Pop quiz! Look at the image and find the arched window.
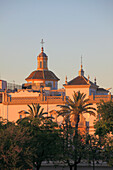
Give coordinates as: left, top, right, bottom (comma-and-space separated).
40, 61, 42, 68
44, 60, 46, 68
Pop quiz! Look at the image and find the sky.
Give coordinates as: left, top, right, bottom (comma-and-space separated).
0, 0, 113, 93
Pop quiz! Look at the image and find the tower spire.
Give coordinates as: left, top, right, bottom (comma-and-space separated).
78, 55, 84, 76
40, 39, 45, 52
81, 55, 83, 69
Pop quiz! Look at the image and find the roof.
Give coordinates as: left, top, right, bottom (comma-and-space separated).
38, 47, 48, 58
97, 88, 109, 92
66, 76, 97, 87
25, 70, 60, 81
38, 52, 47, 58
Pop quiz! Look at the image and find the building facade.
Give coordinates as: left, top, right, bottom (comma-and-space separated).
0, 43, 112, 134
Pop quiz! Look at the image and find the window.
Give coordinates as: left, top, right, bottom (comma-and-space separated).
40, 61, 42, 68
20, 115, 22, 119
47, 82, 52, 87
44, 60, 46, 68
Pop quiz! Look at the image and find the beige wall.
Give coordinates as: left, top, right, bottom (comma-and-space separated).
0, 103, 62, 123
65, 87, 89, 99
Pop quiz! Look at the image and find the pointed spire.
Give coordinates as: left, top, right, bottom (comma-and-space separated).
94, 77, 96, 85
40, 39, 45, 52
65, 76, 67, 84
41, 47, 44, 53
88, 75, 90, 82
79, 55, 84, 76
81, 55, 83, 69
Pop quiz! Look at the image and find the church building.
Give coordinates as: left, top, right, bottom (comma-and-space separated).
0, 40, 112, 135
23, 39, 59, 90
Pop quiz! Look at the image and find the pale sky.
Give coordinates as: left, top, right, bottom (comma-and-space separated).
0, 0, 113, 93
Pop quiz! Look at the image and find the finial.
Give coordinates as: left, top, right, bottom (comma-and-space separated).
88, 75, 90, 83
65, 76, 67, 84
40, 39, 45, 47
94, 77, 96, 85
81, 55, 83, 69
40, 39, 45, 52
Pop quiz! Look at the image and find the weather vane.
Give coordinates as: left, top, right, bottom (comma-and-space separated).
40, 39, 45, 47
81, 55, 82, 66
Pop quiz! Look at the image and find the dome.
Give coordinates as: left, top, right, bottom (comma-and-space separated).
38, 47, 48, 58
25, 70, 60, 81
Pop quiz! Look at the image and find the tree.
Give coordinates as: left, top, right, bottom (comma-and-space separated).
30, 119, 62, 170
57, 91, 96, 170
94, 100, 113, 167
27, 103, 48, 119
94, 100, 113, 137
103, 137, 113, 167
0, 122, 33, 169
58, 91, 96, 135
17, 105, 63, 170
85, 134, 105, 170
60, 116, 86, 170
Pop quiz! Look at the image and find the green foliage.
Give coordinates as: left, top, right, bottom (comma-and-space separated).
57, 91, 96, 170
27, 103, 48, 119
104, 137, 113, 167
0, 122, 33, 169
58, 91, 96, 135
0, 104, 63, 170
85, 135, 105, 167
94, 100, 113, 136
94, 100, 113, 167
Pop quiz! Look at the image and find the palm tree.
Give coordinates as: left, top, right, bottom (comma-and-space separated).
58, 91, 96, 135
27, 103, 47, 119
57, 91, 96, 170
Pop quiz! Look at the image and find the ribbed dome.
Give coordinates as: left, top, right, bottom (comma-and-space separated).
38, 52, 47, 58
25, 70, 60, 81
38, 47, 48, 58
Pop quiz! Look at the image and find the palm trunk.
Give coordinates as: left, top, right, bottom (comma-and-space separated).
36, 161, 42, 170
69, 165, 73, 170
93, 159, 95, 170
75, 115, 79, 137
74, 163, 77, 170
36, 166, 41, 170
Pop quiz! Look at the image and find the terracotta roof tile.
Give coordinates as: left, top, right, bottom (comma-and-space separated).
68, 76, 88, 85
25, 70, 59, 81
67, 76, 98, 87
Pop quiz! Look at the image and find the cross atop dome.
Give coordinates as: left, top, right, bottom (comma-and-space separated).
79, 55, 84, 76
81, 55, 83, 69
25, 39, 60, 90
40, 39, 45, 47
40, 39, 45, 53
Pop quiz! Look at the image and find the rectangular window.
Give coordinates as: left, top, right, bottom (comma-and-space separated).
44, 60, 46, 68
20, 115, 22, 119
40, 61, 42, 68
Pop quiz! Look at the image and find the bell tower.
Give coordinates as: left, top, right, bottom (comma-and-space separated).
37, 39, 48, 70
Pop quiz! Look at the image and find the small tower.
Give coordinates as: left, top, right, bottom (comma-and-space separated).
94, 77, 96, 85
88, 75, 90, 83
79, 56, 84, 76
65, 76, 68, 84
37, 39, 48, 70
